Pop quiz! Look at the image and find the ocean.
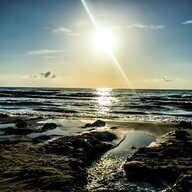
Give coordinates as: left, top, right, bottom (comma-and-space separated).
0, 87, 192, 122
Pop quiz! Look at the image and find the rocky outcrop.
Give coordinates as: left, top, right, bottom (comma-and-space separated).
176, 121, 192, 129
83, 131, 116, 142
0, 130, 116, 191
0, 114, 9, 118
82, 120, 106, 128
42, 123, 57, 131
15, 121, 28, 128
124, 128, 192, 191
3, 127, 33, 135
1, 122, 57, 136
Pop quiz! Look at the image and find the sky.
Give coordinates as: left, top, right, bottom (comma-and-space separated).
0, 0, 192, 89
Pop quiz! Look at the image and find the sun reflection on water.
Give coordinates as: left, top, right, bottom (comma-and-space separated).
96, 88, 113, 114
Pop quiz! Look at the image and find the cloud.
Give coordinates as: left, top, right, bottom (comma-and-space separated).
52, 27, 72, 33
41, 71, 56, 79
182, 20, 192, 24
27, 49, 64, 55
75, 19, 89, 28
30, 75, 38, 78
31, 71, 57, 79
143, 76, 173, 83
126, 23, 165, 31
163, 76, 172, 82
52, 27, 80, 36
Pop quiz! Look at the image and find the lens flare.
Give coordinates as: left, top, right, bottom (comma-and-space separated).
81, 0, 134, 89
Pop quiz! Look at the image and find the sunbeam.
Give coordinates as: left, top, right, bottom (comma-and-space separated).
81, 0, 134, 89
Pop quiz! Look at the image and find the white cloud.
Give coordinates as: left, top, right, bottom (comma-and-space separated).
75, 19, 89, 28
182, 20, 192, 24
52, 27, 80, 36
163, 76, 172, 82
52, 27, 72, 33
143, 76, 173, 83
126, 23, 165, 31
27, 49, 64, 55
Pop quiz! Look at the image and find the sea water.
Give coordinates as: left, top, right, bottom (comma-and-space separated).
0, 87, 192, 122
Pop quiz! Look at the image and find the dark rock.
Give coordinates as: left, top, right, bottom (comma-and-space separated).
82, 123, 92, 128
69, 160, 84, 171
176, 121, 192, 129
124, 129, 192, 191
0, 114, 9, 118
0, 130, 116, 191
130, 146, 137, 150
16, 121, 28, 128
3, 127, 33, 135
168, 172, 192, 192
84, 131, 117, 142
110, 126, 119, 129
13, 119, 23, 123
171, 130, 189, 141
82, 120, 106, 128
92, 120, 106, 127
42, 123, 57, 131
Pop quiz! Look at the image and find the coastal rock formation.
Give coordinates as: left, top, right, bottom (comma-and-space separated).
0, 114, 9, 118
1, 122, 57, 136
0, 130, 116, 191
3, 127, 33, 135
176, 121, 192, 129
42, 122, 57, 131
82, 120, 106, 128
124, 128, 192, 191
83, 131, 116, 142
15, 120, 28, 128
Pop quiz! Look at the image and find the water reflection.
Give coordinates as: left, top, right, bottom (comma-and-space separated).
87, 131, 157, 191
96, 88, 113, 114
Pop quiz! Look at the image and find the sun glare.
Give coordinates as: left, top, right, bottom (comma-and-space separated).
92, 29, 116, 53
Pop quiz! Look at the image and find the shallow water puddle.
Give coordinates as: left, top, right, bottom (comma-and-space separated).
0, 123, 15, 129
86, 131, 166, 192
27, 119, 85, 138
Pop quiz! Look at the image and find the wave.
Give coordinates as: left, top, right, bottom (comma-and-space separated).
1, 87, 192, 122
34, 108, 78, 113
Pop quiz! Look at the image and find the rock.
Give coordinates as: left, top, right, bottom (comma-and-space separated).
13, 119, 23, 123
3, 127, 33, 135
84, 131, 117, 142
69, 160, 84, 171
168, 171, 192, 192
176, 121, 192, 129
110, 126, 118, 129
0, 114, 9, 118
172, 130, 189, 141
82, 120, 106, 128
0, 127, 116, 191
124, 129, 192, 191
130, 146, 137, 150
42, 123, 57, 131
15, 121, 28, 128
92, 120, 106, 127
82, 123, 92, 128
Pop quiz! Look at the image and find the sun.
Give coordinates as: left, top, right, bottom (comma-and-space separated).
92, 29, 116, 53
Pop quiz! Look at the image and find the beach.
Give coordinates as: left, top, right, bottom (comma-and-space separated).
0, 114, 191, 191
0, 87, 192, 191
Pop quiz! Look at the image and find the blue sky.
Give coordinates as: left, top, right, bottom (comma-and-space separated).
0, 0, 192, 88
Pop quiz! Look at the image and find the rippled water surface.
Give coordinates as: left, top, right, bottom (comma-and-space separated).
86, 131, 168, 192
1, 87, 192, 122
